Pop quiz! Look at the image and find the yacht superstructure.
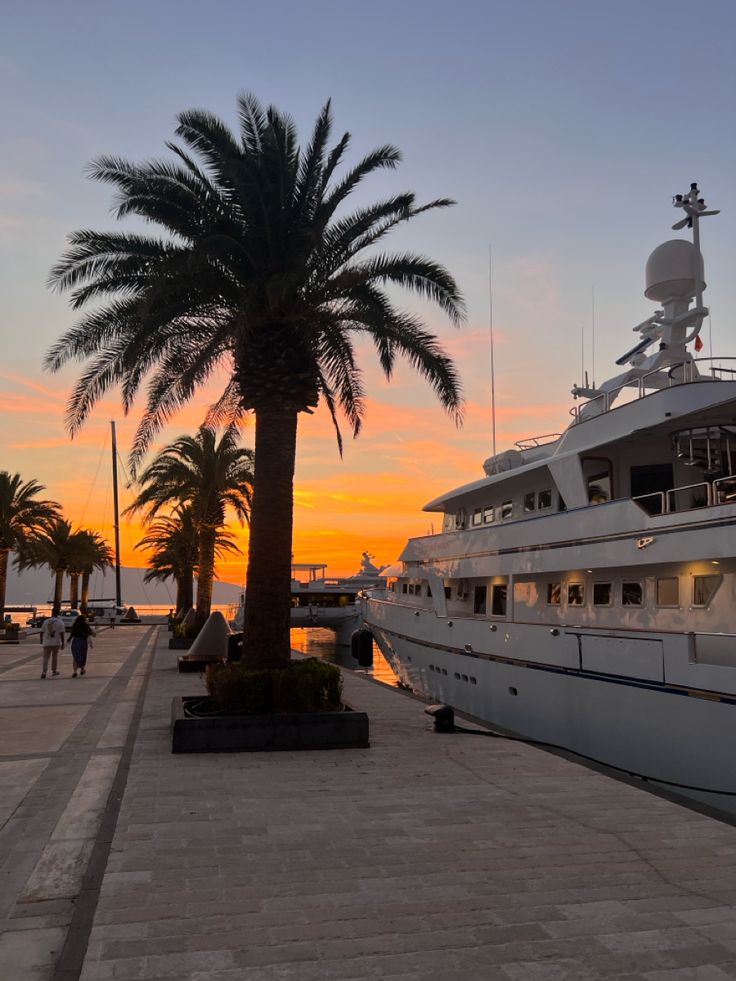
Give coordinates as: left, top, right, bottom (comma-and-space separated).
362, 184, 736, 816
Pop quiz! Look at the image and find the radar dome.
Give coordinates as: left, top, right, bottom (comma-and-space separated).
645, 239, 704, 302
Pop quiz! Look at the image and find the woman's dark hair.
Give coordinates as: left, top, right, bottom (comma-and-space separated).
71, 615, 91, 638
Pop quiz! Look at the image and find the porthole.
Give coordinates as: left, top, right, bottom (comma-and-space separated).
454, 672, 461, 680
509, 686, 518, 696
442, 668, 448, 676
461, 674, 468, 682
470, 677, 477, 685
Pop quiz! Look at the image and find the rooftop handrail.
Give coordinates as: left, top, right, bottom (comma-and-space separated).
514, 433, 562, 449
666, 481, 711, 511
569, 355, 736, 424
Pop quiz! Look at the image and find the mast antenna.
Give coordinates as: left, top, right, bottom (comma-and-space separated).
489, 245, 497, 458
591, 285, 596, 388
672, 181, 720, 346
110, 420, 122, 609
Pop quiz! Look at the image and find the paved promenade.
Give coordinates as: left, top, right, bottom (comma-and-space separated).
2, 627, 736, 980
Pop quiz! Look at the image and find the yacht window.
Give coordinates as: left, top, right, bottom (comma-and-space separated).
443, 514, 455, 532
622, 581, 643, 606
588, 474, 611, 504
473, 585, 487, 615
538, 488, 552, 509
567, 583, 585, 606
483, 507, 495, 524
501, 501, 513, 520
523, 492, 536, 512
547, 583, 561, 605
593, 582, 612, 606
656, 577, 679, 607
491, 584, 507, 616
444, 586, 451, 600
426, 585, 432, 598
693, 574, 721, 607
401, 582, 408, 594
472, 508, 483, 526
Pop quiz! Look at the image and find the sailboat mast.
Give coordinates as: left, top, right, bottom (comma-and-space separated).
110, 420, 122, 608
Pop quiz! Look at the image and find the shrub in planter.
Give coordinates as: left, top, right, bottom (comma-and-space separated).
173, 622, 201, 640
205, 657, 343, 716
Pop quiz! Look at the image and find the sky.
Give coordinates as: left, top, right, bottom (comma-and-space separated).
2, 0, 736, 583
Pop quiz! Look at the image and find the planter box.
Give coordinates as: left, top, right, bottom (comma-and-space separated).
171, 696, 369, 753
168, 637, 193, 650
177, 654, 222, 673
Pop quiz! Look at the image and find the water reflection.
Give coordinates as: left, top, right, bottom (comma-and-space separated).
290, 627, 398, 688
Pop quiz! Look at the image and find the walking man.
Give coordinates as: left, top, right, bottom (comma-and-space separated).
40, 608, 65, 679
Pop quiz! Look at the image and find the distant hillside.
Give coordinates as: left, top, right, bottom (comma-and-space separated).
6, 563, 244, 608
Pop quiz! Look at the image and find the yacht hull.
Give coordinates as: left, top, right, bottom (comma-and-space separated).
364, 597, 736, 818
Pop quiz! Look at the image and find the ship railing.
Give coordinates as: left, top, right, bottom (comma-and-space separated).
634, 476, 736, 515
514, 433, 562, 450
713, 476, 736, 503
569, 357, 736, 424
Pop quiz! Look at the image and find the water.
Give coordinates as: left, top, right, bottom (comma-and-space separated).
290, 627, 399, 688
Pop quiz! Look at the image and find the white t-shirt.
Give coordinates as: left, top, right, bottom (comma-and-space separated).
41, 617, 65, 647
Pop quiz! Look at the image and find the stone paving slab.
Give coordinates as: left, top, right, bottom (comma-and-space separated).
0, 626, 155, 981
0, 705, 93, 755
74, 634, 736, 980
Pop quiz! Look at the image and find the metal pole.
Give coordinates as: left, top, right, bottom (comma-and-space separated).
111, 421, 122, 609
489, 246, 497, 459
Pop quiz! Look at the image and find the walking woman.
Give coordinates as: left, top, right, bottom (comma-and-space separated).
69, 614, 95, 677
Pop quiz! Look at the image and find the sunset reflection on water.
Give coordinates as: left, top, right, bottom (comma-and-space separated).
290, 627, 398, 687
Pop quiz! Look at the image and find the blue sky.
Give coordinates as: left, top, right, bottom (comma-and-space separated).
2, 0, 736, 572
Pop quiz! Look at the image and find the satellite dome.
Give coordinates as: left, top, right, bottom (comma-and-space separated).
645, 239, 704, 302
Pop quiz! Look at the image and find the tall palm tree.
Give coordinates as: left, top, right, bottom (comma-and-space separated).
74, 531, 114, 614
19, 519, 80, 612
126, 426, 252, 623
46, 94, 465, 668
135, 505, 240, 617
0, 472, 61, 620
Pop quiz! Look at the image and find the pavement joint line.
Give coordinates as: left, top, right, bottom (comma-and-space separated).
50, 628, 158, 981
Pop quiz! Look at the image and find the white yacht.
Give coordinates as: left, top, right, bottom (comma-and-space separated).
291, 552, 386, 645
232, 552, 386, 646
362, 184, 736, 817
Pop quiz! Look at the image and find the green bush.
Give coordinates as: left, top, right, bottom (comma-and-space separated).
173, 622, 201, 639
206, 657, 343, 715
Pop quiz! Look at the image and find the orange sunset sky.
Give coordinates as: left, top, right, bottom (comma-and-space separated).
3, 1, 736, 585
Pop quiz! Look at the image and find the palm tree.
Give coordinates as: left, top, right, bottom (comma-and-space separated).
74, 531, 114, 614
19, 519, 80, 612
135, 505, 240, 617
0, 472, 61, 620
46, 94, 465, 668
126, 426, 251, 623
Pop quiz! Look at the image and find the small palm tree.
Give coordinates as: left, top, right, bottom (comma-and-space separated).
135, 505, 240, 617
46, 94, 465, 668
19, 519, 80, 611
74, 531, 114, 614
126, 426, 252, 623
0, 472, 61, 620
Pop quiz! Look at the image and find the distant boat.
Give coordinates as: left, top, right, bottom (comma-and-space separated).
232, 552, 387, 646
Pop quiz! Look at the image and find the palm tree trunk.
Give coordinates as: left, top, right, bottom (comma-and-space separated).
179, 571, 194, 615
81, 572, 90, 614
243, 407, 297, 669
194, 526, 217, 625
53, 567, 65, 611
0, 549, 9, 622
69, 573, 79, 609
